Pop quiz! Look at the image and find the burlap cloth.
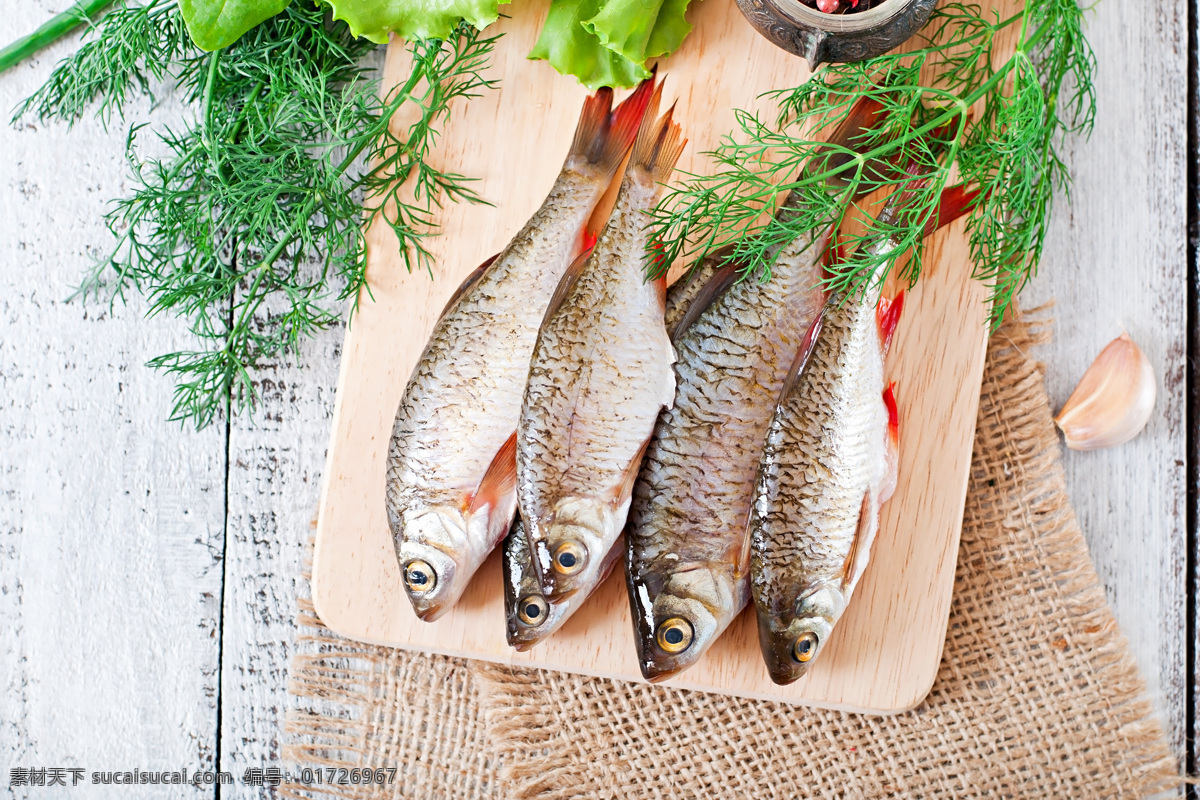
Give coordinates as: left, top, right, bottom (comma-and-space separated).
281, 311, 1181, 799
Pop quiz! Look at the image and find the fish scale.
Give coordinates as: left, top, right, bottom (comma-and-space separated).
518, 86, 683, 601
749, 275, 891, 684
623, 211, 830, 681
386, 80, 656, 621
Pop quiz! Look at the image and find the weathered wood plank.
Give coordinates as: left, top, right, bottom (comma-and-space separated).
1022, 0, 1189, 777
214, 39, 383, 790
218, 324, 343, 788
0, 3, 225, 790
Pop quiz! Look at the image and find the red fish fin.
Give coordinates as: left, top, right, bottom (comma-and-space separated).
628, 83, 686, 186
439, 253, 499, 320
776, 312, 826, 404
655, 271, 668, 310
841, 493, 875, 591
569, 72, 656, 180
581, 229, 598, 253
614, 435, 654, 507
646, 238, 670, 309
824, 95, 887, 149
876, 290, 904, 357
646, 237, 672, 281
922, 183, 982, 238
469, 431, 518, 515
880, 382, 900, 503
540, 246, 593, 329
669, 258, 740, 340
883, 382, 899, 443
606, 68, 657, 164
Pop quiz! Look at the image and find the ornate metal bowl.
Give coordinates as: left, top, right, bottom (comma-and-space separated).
735, 0, 937, 68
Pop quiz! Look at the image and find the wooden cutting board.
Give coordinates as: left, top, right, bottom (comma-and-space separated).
311, 0, 996, 713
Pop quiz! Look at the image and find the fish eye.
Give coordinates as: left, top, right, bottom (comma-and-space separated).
552, 541, 586, 575
655, 617, 694, 654
403, 560, 437, 594
517, 595, 549, 627
793, 632, 818, 663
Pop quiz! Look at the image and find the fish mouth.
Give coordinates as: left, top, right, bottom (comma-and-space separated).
413, 604, 444, 623
755, 607, 818, 686
764, 661, 808, 686
643, 663, 686, 683
763, 666, 801, 686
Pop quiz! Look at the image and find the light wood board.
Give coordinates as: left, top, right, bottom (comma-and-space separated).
311, 0, 999, 713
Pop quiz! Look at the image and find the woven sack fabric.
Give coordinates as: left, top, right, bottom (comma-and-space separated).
284, 313, 1179, 799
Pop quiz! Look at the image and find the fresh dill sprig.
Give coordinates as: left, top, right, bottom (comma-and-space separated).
14, 0, 188, 124
649, 0, 1096, 323
18, 1, 499, 428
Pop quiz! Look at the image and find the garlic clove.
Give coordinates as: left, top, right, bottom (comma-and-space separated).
1054, 331, 1156, 451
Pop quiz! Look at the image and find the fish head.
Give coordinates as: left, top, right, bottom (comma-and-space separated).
503, 530, 571, 650
755, 583, 845, 685
397, 507, 486, 622
506, 591, 571, 651
629, 562, 738, 682
534, 498, 624, 599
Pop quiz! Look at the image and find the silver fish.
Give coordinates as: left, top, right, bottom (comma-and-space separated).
748, 179, 977, 684
624, 206, 830, 682
502, 516, 624, 650
503, 262, 724, 651
748, 205, 905, 685
517, 83, 684, 603
386, 79, 655, 621
624, 97, 904, 681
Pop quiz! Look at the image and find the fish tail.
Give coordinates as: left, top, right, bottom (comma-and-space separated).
824, 94, 888, 150
628, 82, 686, 186
923, 182, 983, 237
569, 70, 657, 179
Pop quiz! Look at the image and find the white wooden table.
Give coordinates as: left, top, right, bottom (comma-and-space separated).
0, 0, 1190, 796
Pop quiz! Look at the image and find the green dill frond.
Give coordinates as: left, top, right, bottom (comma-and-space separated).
22, 2, 499, 428
650, 0, 1095, 326
15, 0, 189, 126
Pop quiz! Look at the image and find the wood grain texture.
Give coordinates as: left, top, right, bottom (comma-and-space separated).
219, 324, 344, 780
1021, 0, 1189, 770
311, 0, 997, 712
0, 0, 1187, 787
0, 3, 225, 792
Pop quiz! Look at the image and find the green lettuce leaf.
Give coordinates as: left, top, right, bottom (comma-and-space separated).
181, 0, 293, 50
582, 0, 693, 66
320, 0, 509, 43
530, 0, 649, 89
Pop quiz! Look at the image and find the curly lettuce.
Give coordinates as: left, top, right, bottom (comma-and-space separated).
322, 0, 510, 43
181, 0, 294, 50
529, 0, 648, 89
182, 0, 509, 50
531, 0, 695, 89
582, 0, 692, 67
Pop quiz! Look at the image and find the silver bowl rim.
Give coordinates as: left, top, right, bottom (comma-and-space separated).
765, 0, 915, 33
